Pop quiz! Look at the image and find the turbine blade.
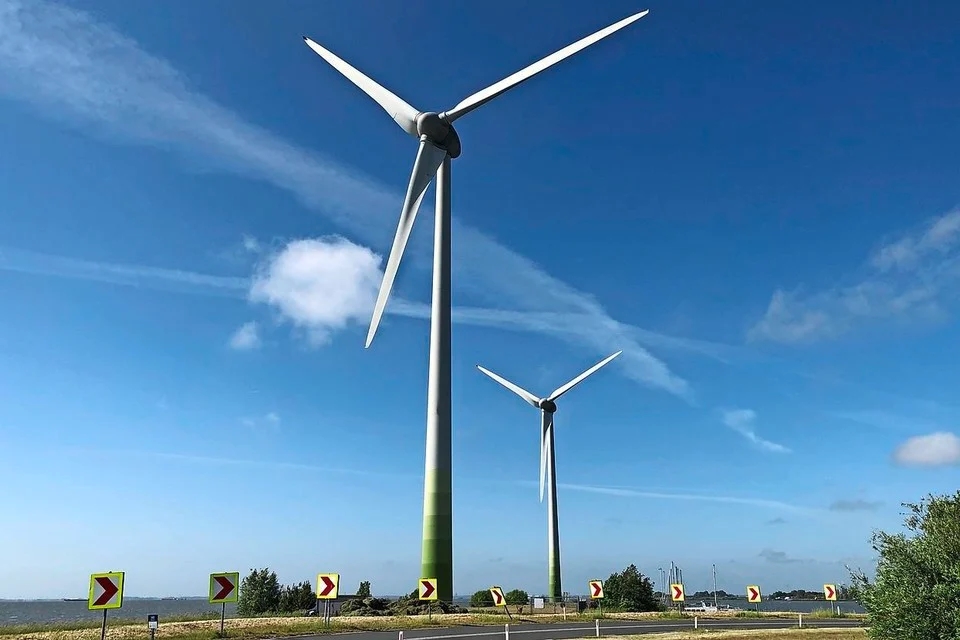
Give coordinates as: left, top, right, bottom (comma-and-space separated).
476, 365, 540, 408
539, 410, 551, 503
439, 10, 649, 123
547, 350, 623, 401
303, 37, 421, 137
365, 140, 447, 347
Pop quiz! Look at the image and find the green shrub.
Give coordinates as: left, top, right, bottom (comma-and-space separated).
237, 568, 281, 617
851, 491, 960, 639
470, 589, 495, 607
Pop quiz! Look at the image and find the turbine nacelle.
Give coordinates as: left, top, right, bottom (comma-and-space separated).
538, 399, 557, 413
416, 112, 462, 158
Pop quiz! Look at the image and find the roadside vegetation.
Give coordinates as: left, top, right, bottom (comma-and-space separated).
13, 489, 960, 640
849, 490, 960, 639
0, 617, 868, 640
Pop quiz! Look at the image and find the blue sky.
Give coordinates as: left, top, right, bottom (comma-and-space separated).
1, 0, 959, 600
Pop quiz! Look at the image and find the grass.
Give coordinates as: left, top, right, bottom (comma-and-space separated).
804, 609, 848, 619
0, 611, 868, 640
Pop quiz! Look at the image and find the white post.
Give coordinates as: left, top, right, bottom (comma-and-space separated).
595, 619, 600, 637
798, 613, 803, 628
505, 624, 509, 640
399, 633, 404, 640
694, 617, 698, 630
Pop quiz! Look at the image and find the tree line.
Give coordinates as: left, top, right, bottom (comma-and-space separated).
236, 564, 663, 616
235, 490, 960, 638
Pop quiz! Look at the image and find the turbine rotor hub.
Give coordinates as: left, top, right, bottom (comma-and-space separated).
539, 399, 557, 414
417, 112, 462, 159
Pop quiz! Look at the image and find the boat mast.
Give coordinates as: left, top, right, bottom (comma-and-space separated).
712, 563, 718, 608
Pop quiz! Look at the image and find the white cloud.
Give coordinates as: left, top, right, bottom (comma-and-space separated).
749, 209, 960, 344
249, 237, 382, 346
228, 321, 261, 350
721, 408, 791, 453
892, 432, 960, 467
0, 0, 691, 399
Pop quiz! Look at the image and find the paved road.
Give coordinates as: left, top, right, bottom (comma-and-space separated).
296, 618, 864, 640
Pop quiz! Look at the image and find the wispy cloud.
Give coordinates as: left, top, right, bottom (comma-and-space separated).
892, 432, 960, 467
240, 412, 280, 430
827, 409, 942, 432
720, 409, 791, 453
749, 208, 960, 344
0, 246, 248, 296
229, 321, 261, 350
553, 482, 815, 514
242, 235, 261, 254
766, 517, 787, 525
0, 0, 693, 398
828, 499, 882, 512
69, 447, 418, 480
0, 243, 736, 371
759, 549, 806, 564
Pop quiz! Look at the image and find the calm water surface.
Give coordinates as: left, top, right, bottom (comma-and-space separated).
0, 599, 237, 626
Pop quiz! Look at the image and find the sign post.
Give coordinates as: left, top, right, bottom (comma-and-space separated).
317, 573, 340, 626
588, 580, 604, 617
823, 584, 837, 614
490, 586, 512, 620
88, 572, 124, 640
670, 583, 685, 613
209, 572, 239, 636
747, 585, 762, 611
147, 614, 158, 640
419, 578, 438, 620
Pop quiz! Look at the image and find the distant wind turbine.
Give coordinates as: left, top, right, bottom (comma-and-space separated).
477, 351, 622, 601
302, 10, 648, 602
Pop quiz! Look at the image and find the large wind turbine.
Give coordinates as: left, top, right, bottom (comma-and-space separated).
303, 11, 648, 602
477, 351, 622, 602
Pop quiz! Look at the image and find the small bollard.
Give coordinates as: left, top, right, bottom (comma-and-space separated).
505, 623, 510, 640
694, 616, 698, 630
399, 632, 404, 640
799, 613, 803, 628
595, 619, 600, 637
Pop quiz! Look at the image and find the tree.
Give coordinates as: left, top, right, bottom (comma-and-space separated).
237, 568, 281, 617
850, 491, 960, 639
357, 581, 372, 598
278, 580, 316, 613
470, 589, 495, 607
604, 564, 659, 612
504, 589, 529, 606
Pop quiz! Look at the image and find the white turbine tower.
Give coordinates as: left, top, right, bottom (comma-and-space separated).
302, 10, 648, 603
477, 350, 622, 601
